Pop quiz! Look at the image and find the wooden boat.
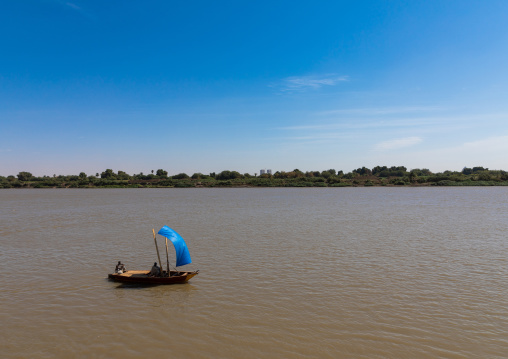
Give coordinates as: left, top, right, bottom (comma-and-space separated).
108, 225, 198, 285
108, 270, 199, 285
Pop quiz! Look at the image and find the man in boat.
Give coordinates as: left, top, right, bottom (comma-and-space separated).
149, 262, 161, 277
115, 261, 126, 274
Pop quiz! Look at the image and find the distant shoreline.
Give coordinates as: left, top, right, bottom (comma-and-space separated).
3, 167, 508, 188
3, 184, 508, 189
3, 180, 508, 189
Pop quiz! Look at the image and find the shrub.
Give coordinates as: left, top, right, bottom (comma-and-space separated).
174, 181, 193, 187
330, 182, 351, 187
392, 179, 406, 185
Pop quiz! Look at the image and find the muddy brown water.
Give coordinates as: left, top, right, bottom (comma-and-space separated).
1, 188, 507, 358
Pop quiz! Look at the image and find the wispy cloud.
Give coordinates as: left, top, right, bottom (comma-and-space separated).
278, 111, 508, 133
54, 1, 96, 21
278, 118, 440, 131
284, 133, 350, 141
65, 2, 81, 10
273, 74, 348, 92
462, 135, 508, 151
318, 106, 444, 116
374, 137, 423, 151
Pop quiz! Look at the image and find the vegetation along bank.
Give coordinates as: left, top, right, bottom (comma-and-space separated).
3, 166, 508, 188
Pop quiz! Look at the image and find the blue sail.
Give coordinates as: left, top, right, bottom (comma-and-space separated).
157, 226, 192, 267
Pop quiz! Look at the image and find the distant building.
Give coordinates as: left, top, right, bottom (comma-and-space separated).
267, 169, 272, 175
260, 169, 266, 175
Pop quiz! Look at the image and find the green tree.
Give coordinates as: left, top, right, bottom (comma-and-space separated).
372, 166, 388, 176
462, 167, 473, 175
117, 171, 130, 180
473, 166, 487, 173
101, 169, 116, 179
352, 167, 372, 176
217, 170, 242, 180
156, 169, 168, 178
321, 171, 332, 179
17, 171, 33, 181
478, 172, 492, 181
191, 173, 208, 180
409, 171, 419, 183
411, 168, 432, 176
305, 171, 321, 178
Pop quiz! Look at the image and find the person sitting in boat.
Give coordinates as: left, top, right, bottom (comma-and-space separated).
115, 261, 126, 274
149, 262, 161, 277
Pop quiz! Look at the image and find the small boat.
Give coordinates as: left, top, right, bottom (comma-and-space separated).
108, 225, 198, 285
108, 270, 198, 284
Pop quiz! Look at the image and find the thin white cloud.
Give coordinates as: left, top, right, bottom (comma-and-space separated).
462, 135, 508, 151
55, 1, 96, 21
275, 74, 348, 92
278, 112, 508, 133
284, 133, 349, 141
318, 106, 444, 116
374, 137, 423, 151
278, 118, 439, 131
65, 2, 81, 10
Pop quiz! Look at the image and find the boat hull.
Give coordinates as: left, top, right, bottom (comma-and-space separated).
108, 270, 198, 285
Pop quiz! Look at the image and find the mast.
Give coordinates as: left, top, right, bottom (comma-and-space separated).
165, 236, 170, 276
152, 228, 163, 276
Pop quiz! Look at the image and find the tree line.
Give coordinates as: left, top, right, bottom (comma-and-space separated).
2, 166, 508, 188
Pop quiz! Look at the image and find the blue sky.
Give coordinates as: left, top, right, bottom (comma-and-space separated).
1, 1, 508, 176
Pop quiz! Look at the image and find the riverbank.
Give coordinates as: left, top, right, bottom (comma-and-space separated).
4, 167, 508, 188
3, 177, 508, 188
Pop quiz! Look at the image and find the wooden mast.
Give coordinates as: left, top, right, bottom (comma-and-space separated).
152, 228, 163, 276
165, 237, 170, 276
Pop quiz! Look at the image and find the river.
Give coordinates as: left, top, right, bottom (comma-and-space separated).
1, 188, 507, 358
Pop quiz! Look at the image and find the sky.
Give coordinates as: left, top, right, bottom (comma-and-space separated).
1, 1, 508, 176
